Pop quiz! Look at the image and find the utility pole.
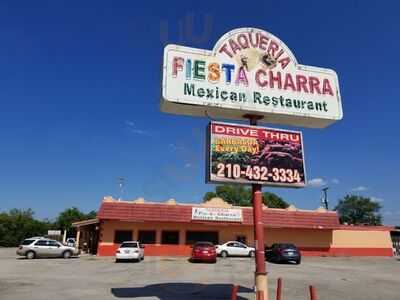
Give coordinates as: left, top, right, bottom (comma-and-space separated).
321, 187, 329, 210
117, 177, 125, 201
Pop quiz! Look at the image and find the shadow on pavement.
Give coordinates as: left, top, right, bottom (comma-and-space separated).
111, 282, 253, 300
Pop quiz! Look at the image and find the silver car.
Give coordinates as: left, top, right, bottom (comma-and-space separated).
16, 237, 80, 259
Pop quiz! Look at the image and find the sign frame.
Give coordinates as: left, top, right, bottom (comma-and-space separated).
206, 121, 307, 188
161, 27, 343, 128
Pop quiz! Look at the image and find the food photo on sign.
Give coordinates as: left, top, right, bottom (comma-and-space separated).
206, 122, 306, 187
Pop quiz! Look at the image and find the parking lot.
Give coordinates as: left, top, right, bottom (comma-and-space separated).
0, 248, 399, 300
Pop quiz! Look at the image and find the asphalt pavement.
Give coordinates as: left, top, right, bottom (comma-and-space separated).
0, 248, 399, 300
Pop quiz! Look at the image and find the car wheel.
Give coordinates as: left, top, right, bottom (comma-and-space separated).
220, 251, 228, 258
296, 258, 301, 265
115, 259, 120, 263
249, 251, 255, 258
26, 251, 35, 259
63, 251, 72, 259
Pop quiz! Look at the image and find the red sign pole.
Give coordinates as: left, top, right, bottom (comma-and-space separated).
245, 114, 268, 300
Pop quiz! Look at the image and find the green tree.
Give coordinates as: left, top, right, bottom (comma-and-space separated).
262, 192, 289, 209
203, 184, 289, 208
55, 207, 96, 233
0, 209, 51, 247
334, 195, 382, 225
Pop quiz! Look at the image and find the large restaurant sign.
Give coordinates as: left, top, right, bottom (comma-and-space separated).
161, 28, 342, 128
192, 207, 243, 222
206, 122, 306, 187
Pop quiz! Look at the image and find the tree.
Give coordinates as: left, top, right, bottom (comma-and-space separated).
55, 207, 96, 233
203, 184, 289, 208
262, 192, 289, 209
0, 209, 51, 247
334, 195, 382, 225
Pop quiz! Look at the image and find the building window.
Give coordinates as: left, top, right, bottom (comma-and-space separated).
138, 230, 156, 244
186, 231, 219, 245
114, 230, 133, 244
161, 231, 179, 245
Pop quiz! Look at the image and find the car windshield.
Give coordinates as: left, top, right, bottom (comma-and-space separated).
120, 243, 138, 248
21, 239, 35, 245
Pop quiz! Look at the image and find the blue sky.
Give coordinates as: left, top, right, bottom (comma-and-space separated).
0, 1, 399, 224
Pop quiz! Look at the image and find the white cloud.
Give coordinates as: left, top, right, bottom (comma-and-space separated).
184, 163, 191, 168
125, 120, 151, 136
351, 186, 368, 192
308, 178, 327, 187
371, 196, 384, 203
125, 120, 135, 127
331, 178, 340, 184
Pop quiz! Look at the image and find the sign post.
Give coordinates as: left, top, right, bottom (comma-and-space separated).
246, 115, 268, 300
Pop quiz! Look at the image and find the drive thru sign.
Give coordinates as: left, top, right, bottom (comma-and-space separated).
161, 28, 342, 128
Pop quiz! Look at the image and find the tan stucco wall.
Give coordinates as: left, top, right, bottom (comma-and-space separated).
265, 228, 332, 248
332, 230, 392, 248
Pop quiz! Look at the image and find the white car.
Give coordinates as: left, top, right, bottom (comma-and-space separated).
115, 241, 144, 262
216, 241, 255, 258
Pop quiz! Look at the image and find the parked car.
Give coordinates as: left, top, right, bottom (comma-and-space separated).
216, 241, 255, 258
190, 242, 217, 263
66, 238, 76, 247
16, 237, 80, 259
265, 243, 301, 264
115, 241, 145, 262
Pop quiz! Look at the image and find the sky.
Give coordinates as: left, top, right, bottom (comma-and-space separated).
0, 0, 399, 224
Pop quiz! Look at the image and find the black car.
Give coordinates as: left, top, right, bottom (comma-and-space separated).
265, 243, 301, 264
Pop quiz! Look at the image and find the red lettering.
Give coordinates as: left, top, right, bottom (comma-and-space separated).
275, 49, 284, 60
237, 34, 249, 49
219, 44, 233, 58
259, 34, 269, 50
269, 71, 282, 89
309, 77, 321, 94
283, 73, 296, 91
278, 57, 291, 70
248, 32, 259, 48
255, 69, 268, 87
267, 40, 279, 57
296, 75, 309, 93
228, 38, 241, 55
322, 79, 334, 96
172, 57, 184, 77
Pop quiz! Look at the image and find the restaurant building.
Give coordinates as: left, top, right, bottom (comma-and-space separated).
73, 196, 394, 257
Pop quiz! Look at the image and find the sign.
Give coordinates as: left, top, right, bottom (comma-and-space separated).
206, 122, 306, 187
192, 207, 243, 222
161, 28, 342, 128
47, 230, 62, 236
